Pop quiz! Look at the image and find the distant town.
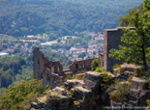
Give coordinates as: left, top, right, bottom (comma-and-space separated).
0, 32, 104, 61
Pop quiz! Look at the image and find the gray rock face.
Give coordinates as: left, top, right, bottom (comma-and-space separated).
64, 79, 85, 90
110, 77, 150, 109
29, 71, 105, 110
29, 69, 149, 110
84, 71, 102, 91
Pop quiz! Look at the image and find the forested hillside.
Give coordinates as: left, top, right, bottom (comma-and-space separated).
0, 0, 142, 39
0, 50, 70, 88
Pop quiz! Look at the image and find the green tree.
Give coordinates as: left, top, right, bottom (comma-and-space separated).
0, 79, 47, 110
91, 59, 99, 71
110, 0, 150, 73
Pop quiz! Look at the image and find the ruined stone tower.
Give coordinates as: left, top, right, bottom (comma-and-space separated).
104, 27, 123, 72
33, 47, 45, 80
104, 27, 134, 72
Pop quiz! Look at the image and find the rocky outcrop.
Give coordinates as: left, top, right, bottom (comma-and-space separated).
110, 64, 150, 110
29, 64, 149, 110
110, 77, 150, 110
28, 71, 110, 110
127, 77, 150, 106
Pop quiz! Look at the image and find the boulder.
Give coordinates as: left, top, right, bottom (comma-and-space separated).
71, 86, 91, 100
84, 71, 102, 91
64, 79, 84, 90
120, 64, 142, 72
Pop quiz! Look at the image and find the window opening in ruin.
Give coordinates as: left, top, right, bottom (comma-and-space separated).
75, 64, 79, 69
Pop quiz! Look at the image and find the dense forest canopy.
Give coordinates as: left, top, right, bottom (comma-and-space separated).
0, 0, 142, 39
0, 79, 47, 110
0, 55, 33, 88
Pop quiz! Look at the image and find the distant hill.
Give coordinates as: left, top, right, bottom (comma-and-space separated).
0, 0, 142, 39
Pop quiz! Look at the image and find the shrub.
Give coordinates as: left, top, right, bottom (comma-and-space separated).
101, 73, 113, 83
100, 73, 113, 87
96, 67, 106, 72
113, 64, 121, 69
0, 79, 48, 110
91, 59, 99, 71
109, 82, 131, 103
109, 90, 123, 103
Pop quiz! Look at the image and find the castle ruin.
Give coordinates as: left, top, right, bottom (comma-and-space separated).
103, 27, 123, 71
103, 27, 134, 72
33, 27, 134, 86
32, 27, 150, 110
33, 48, 64, 80
33, 48, 97, 86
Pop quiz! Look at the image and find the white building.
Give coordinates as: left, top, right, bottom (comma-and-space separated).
0, 52, 9, 56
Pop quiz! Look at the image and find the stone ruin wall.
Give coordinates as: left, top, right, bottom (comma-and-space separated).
103, 27, 134, 72
104, 27, 123, 72
69, 58, 96, 73
33, 47, 44, 80
33, 48, 64, 79
33, 47, 97, 87
33, 48, 64, 87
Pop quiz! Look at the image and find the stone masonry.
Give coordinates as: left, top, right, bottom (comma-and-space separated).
33, 47, 64, 79
104, 27, 134, 72
69, 58, 96, 73
33, 47, 96, 87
